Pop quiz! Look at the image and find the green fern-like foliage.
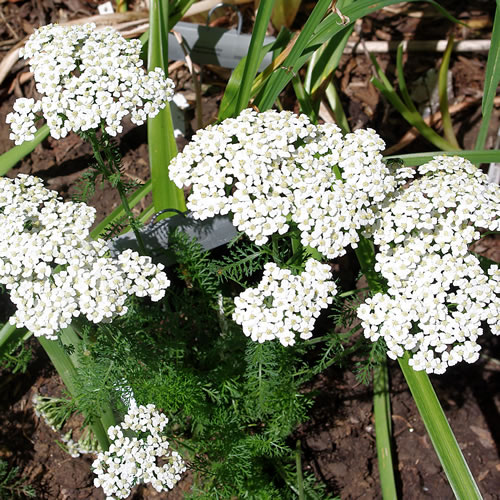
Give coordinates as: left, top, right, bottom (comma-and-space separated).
0, 460, 36, 499
209, 237, 269, 287
68, 231, 366, 497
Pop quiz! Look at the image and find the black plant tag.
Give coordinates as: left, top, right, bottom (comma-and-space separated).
108, 210, 238, 266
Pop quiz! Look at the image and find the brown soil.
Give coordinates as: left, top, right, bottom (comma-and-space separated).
0, 0, 499, 498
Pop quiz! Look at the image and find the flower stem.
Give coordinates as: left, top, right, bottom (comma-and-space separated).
86, 131, 147, 255
373, 359, 398, 500
295, 439, 305, 500
38, 334, 111, 451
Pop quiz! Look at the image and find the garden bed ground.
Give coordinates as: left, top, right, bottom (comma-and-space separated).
0, 0, 499, 498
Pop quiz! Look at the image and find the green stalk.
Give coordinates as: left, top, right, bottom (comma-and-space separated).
475, 0, 500, 150
354, 237, 398, 498
235, 0, 276, 114
438, 36, 460, 149
148, 0, 187, 215
295, 439, 305, 500
0, 125, 50, 176
38, 335, 110, 451
86, 131, 147, 254
398, 353, 482, 499
90, 180, 152, 239
373, 360, 398, 500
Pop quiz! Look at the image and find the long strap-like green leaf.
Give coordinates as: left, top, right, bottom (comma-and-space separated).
148, 0, 186, 214
386, 150, 500, 166
354, 237, 481, 500
0, 125, 50, 176
475, 0, 500, 150
235, 0, 276, 114
39, 330, 111, 451
399, 354, 482, 499
255, 0, 462, 111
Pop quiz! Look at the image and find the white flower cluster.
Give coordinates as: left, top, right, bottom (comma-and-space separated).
92, 404, 186, 499
0, 175, 170, 339
169, 109, 413, 259
6, 23, 174, 143
358, 156, 500, 374
233, 259, 337, 346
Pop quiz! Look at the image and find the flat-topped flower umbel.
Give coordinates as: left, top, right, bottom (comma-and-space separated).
0, 175, 170, 339
169, 109, 413, 258
6, 23, 174, 143
358, 156, 500, 374
233, 259, 337, 346
93, 404, 186, 499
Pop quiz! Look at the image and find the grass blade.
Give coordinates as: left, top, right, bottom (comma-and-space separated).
355, 235, 482, 500
0, 125, 50, 176
325, 81, 350, 134
373, 360, 398, 500
255, 0, 332, 111
475, 0, 500, 150
255, 0, 462, 111
218, 29, 292, 121
385, 149, 500, 166
371, 76, 458, 151
235, 0, 277, 114
438, 36, 460, 149
396, 43, 418, 113
148, 0, 186, 214
169, 0, 197, 28
292, 73, 317, 122
38, 333, 111, 451
307, 24, 354, 96
399, 353, 482, 500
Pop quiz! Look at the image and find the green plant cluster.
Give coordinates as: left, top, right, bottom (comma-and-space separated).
0, 460, 36, 500
67, 232, 353, 498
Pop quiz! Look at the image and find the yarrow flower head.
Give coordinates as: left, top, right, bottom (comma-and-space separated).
6, 23, 174, 143
358, 156, 500, 374
92, 404, 186, 499
169, 109, 412, 259
0, 175, 170, 339
233, 259, 337, 346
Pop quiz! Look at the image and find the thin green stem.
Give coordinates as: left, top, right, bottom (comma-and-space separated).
38, 335, 110, 451
295, 439, 305, 500
438, 36, 460, 149
86, 131, 147, 254
373, 359, 398, 499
